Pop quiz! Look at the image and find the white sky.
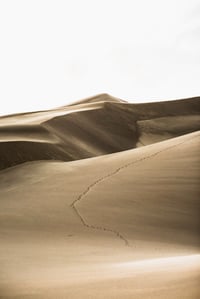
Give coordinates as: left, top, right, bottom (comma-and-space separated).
0, 0, 200, 115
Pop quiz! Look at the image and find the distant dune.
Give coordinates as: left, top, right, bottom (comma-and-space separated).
0, 95, 200, 298
0, 94, 200, 170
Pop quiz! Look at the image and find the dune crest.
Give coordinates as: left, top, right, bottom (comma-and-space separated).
0, 95, 200, 298
0, 130, 200, 298
0, 94, 200, 170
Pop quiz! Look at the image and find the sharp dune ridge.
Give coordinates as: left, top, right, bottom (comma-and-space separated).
0, 94, 200, 170
0, 94, 200, 298
66, 93, 127, 106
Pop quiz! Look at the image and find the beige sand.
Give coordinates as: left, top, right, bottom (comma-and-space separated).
0, 95, 200, 298
0, 94, 199, 170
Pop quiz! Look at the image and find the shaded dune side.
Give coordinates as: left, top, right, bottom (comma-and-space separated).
0, 141, 71, 170
0, 102, 137, 170
0, 124, 57, 142
103, 99, 200, 146
137, 115, 200, 146
0, 96, 200, 170
114, 96, 200, 120
0, 124, 70, 170
43, 104, 138, 160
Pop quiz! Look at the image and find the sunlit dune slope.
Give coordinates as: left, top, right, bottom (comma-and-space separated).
0, 94, 200, 170
0, 131, 199, 298
1, 131, 199, 248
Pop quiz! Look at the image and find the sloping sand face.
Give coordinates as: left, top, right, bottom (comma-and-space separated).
0, 95, 200, 298
0, 94, 200, 170
0, 123, 200, 298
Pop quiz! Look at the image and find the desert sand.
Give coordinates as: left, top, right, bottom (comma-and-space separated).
0, 94, 200, 298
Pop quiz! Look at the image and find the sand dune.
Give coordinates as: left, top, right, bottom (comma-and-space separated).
0, 95, 200, 298
66, 93, 127, 106
0, 94, 200, 170
137, 114, 200, 145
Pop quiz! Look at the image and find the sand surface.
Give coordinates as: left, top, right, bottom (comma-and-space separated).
0, 94, 200, 298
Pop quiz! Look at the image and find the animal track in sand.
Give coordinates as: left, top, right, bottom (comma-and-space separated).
70, 133, 200, 247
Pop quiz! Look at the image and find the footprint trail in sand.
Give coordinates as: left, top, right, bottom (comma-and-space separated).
70, 134, 199, 246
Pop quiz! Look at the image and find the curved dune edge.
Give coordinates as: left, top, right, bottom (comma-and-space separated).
0, 94, 200, 298
0, 94, 200, 170
0, 131, 199, 298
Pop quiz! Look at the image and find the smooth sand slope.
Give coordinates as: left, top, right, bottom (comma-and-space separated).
0, 125, 200, 298
0, 94, 200, 170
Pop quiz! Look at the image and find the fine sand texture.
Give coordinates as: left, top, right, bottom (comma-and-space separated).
0, 94, 200, 298
0, 94, 200, 170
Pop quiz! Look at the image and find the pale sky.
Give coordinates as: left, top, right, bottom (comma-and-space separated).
0, 0, 200, 115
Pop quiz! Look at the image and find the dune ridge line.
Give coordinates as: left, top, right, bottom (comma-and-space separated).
70, 133, 200, 246
1, 95, 200, 171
